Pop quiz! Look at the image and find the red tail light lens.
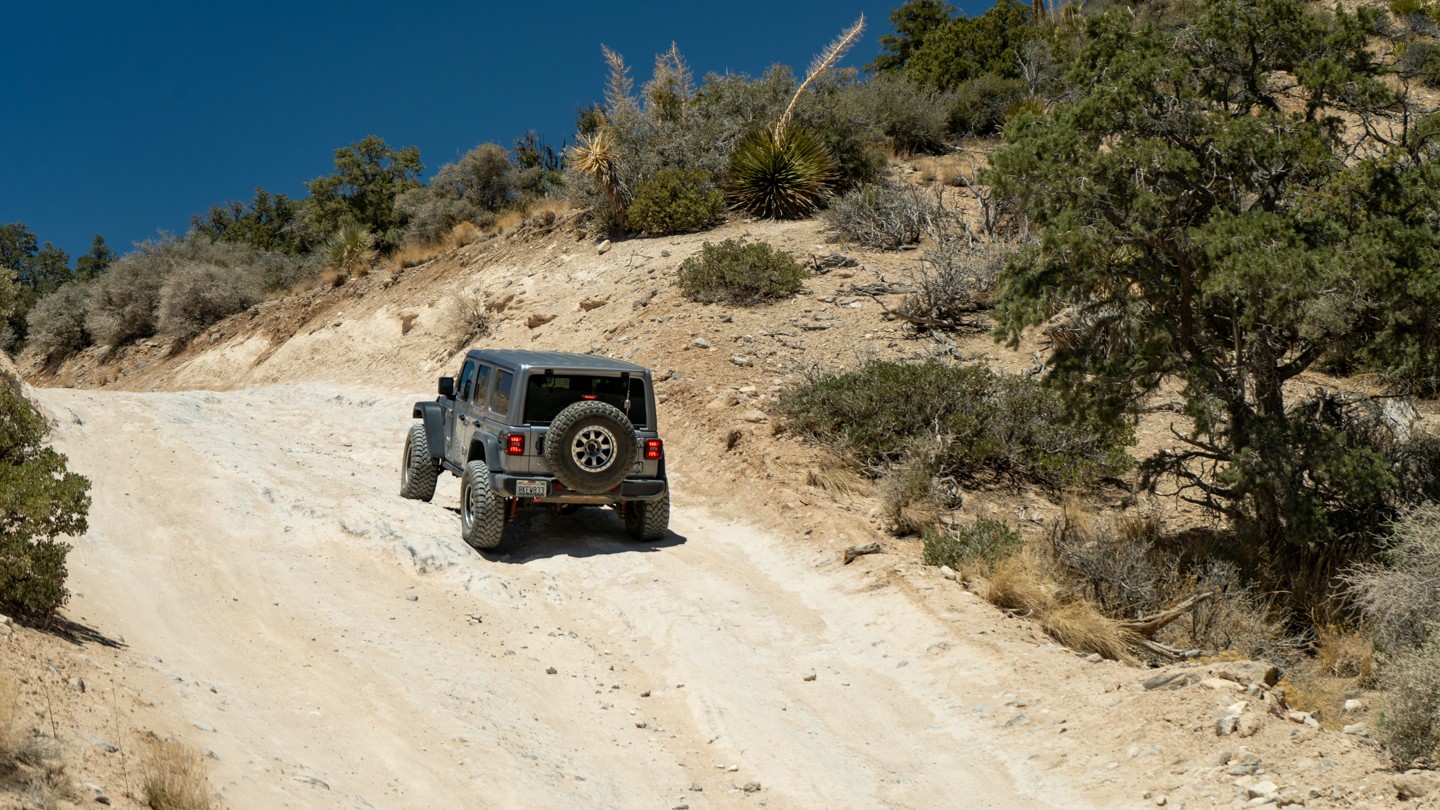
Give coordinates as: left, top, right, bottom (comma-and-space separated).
644, 438, 664, 461
505, 433, 525, 455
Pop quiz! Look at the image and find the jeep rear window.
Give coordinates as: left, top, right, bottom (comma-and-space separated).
524, 374, 649, 427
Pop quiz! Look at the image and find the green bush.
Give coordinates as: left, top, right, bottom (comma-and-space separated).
726, 128, 837, 219
905, 0, 1035, 90
778, 360, 1133, 490
0, 374, 88, 618
950, 75, 1028, 136
25, 281, 92, 363
626, 168, 725, 235
825, 183, 932, 249
922, 518, 1023, 569
677, 239, 808, 304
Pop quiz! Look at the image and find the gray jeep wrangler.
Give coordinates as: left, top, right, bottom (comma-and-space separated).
401, 349, 670, 550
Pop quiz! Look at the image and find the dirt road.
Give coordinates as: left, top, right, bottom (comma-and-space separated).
40, 383, 1107, 809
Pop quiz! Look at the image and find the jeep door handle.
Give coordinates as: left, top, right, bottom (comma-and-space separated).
459, 415, 470, 424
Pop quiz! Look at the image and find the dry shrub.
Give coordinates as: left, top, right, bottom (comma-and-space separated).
877, 452, 946, 535
444, 291, 492, 349
320, 267, 347, 288
1377, 633, 1440, 765
824, 183, 935, 250
142, 738, 213, 810
915, 160, 937, 182
1041, 602, 1138, 663
1046, 512, 1178, 618
900, 242, 1001, 324
1345, 503, 1440, 650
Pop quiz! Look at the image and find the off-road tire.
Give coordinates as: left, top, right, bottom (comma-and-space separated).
400, 423, 439, 502
624, 491, 670, 542
460, 460, 505, 550
544, 400, 639, 495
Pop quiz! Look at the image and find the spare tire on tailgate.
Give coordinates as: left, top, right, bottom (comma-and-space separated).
544, 400, 639, 494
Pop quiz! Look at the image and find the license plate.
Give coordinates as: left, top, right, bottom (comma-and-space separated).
516, 480, 548, 498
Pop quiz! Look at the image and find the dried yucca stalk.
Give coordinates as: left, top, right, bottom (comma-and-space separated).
774, 14, 866, 142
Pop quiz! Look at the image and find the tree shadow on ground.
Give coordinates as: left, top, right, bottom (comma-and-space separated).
39, 615, 127, 649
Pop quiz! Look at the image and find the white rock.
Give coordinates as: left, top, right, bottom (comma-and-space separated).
939, 566, 957, 581
597, 240, 612, 254
1343, 698, 1364, 714
1343, 722, 1370, 738
1247, 781, 1279, 800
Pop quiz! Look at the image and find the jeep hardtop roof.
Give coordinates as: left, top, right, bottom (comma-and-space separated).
463, 349, 651, 376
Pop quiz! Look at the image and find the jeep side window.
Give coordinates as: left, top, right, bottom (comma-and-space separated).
472, 364, 492, 405
456, 360, 478, 402
489, 370, 514, 417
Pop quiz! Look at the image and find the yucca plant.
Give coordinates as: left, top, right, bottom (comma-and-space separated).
325, 221, 378, 278
727, 128, 838, 219
726, 15, 864, 219
571, 125, 630, 231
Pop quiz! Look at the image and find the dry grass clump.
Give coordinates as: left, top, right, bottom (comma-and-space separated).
0, 672, 28, 764
1041, 602, 1139, 664
805, 451, 867, 497
986, 556, 1056, 616
447, 220, 482, 247
141, 738, 214, 810
986, 555, 1136, 660
491, 210, 526, 236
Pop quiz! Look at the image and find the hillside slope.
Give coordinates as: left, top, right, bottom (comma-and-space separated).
9, 214, 1433, 808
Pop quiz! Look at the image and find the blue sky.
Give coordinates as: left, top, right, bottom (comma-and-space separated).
2, 1, 988, 261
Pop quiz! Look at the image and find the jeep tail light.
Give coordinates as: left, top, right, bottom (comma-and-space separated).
582, 394, 597, 400
505, 433, 526, 455
644, 438, 664, 461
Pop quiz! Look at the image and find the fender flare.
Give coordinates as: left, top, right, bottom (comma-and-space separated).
412, 401, 447, 460
469, 433, 500, 469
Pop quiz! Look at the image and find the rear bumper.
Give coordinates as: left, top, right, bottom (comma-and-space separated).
493, 474, 667, 504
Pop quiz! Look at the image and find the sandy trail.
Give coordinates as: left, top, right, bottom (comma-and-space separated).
40, 383, 1103, 809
